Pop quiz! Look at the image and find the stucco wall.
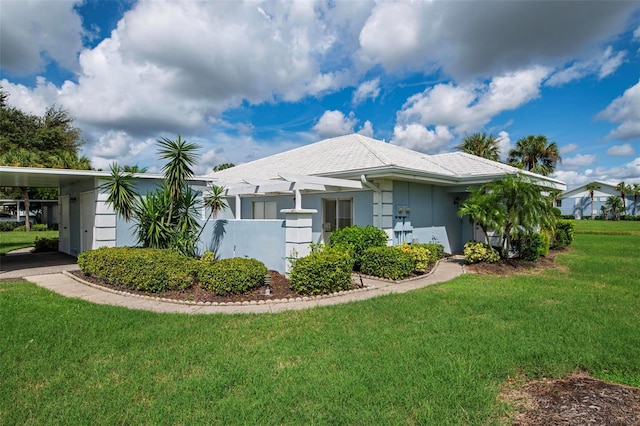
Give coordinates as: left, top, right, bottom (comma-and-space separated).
392, 181, 469, 253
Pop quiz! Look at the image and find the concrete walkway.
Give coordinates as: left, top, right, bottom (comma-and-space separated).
18, 256, 465, 315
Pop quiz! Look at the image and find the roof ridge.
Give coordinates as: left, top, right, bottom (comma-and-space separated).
353, 134, 394, 166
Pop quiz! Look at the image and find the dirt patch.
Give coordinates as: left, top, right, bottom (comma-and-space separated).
465, 249, 569, 276
69, 270, 361, 303
500, 372, 640, 425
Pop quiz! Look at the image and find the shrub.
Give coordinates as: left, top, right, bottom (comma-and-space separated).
200, 251, 216, 263
197, 258, 267, 295
289, 251, 354, 295
551, 220, 575, 249
463, 241, 499, 264
398, 243, 430, 272
33, 237, 59, 252
513, 233, 544, 261
328, 225, 387, 270
361, 246, 414, 280
0, 222, 20, 232
13, 224, 48, 232
78, 247, 197, 293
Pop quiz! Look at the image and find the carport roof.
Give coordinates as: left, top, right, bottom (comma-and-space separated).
0, 166, 212, 188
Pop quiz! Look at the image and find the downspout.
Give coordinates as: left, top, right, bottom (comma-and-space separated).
361, 175, 382, 228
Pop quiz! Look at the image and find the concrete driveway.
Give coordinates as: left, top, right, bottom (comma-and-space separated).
0, 250, 80, 279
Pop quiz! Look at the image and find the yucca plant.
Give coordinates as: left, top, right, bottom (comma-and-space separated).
100, 136, 226, 257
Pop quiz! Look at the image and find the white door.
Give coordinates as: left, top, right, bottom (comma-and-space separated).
59, 195, 71, 254
80, 191, 95, 252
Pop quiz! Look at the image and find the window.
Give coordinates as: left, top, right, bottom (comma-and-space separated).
323, 198, 352, 233
252, 201, 277, 219
555, 199, 562, 207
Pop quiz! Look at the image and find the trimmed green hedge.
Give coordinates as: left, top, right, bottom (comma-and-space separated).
78, 247, 268, 295
328, 225, 387, 270
552, 220, 575, 249
33, 237, 59, 252
361, 246, 414, 280
13, 224, 48, 232
289, 251, 354, 295
197, 258, 267, 295
78, 247, 196, 293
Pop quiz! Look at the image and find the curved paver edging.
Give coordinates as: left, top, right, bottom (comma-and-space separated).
62, 270, 375, 307
24, 256, 465, 314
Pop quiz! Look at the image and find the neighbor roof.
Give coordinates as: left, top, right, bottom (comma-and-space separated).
208, 134, 566, 190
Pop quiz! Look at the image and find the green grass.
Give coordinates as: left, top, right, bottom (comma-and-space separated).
1, 226, 639, 424
572, 218, 640, 235
0, 230, 59, 254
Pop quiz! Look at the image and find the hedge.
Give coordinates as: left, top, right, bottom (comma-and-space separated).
328, 225, 387, 270
78, 247, 197, 293
197, 257, 267, 295
360, 246, 414, 280
289, 251, 354, 295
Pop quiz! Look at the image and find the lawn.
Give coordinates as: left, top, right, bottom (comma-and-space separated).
0, 230, 59, 255
1, 226, 639, 424
572, 218, 640, 235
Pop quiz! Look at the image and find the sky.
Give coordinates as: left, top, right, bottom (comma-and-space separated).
1, 0, 639, 189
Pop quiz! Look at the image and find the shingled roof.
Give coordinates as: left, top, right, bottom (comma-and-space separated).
208, 134, 565, 190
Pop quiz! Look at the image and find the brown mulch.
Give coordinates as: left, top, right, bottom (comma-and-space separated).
500, 372, 640, 425
464, 248, 569, 276
69, 270, 299, 303
69, 270, 361, 303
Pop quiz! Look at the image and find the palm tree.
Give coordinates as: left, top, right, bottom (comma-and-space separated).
508, 135, 562, 176
631, 183, 640, 217
195, 185, 228, 242
605, 196, 623, 221
455, 132, 500, 161
101, 136, 227, 257
616, 182, 631, 216
158, 135, 199, 224
585, 182, 600, 219
458, 187, 504, 252
461, 174, 556, 258
600, 205, 608, 220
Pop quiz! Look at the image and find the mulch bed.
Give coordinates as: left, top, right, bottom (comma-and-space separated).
464, 248, 569, 276
69, 270, 360, 303
500, 372, 640, 425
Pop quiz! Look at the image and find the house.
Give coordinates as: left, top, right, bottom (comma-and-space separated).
0, 134, 566, 273
204, 134, 565, 271
558, 181, 636, 219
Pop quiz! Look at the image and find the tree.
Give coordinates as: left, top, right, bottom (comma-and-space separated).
605, 196, 623, 221
101, 136, 227, 257
458, 187, 504, 253
615, 182, 631, 215
631, 183, 640, 217
122, 164, 148, 173
585, 182, 600, 220
212, 162, 235, 172
508, 135, 561, 176
600, 205, 608, 220
455, 132, 501, 161
459, 174, 556, 259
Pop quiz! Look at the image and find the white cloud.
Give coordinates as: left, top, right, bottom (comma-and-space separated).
597, 79, 640, 140
560, 143, 580, 154
554, 157, 640, 187
352, 78, 380, 105
0, 0, 84, 75
606, 144, 636, 156
497, 131, 511, 162
396, 67, 549, 133
546, 46, 626, 86
357, 120, 374, 138
313, 110, 358, 138
357, 1, 636, 79
561, 154, 597, 170
0, 77, 60, 116
391, 124, 453, 154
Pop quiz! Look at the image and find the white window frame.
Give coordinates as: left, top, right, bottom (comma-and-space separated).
252, 200, 277, 219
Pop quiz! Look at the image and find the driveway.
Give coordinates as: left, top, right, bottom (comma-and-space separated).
0, 251, 80, 279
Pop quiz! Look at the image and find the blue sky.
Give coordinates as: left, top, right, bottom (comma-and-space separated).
1, 0, 639, 188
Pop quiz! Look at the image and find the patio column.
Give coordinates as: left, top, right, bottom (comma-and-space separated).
235, 194, 241, 219
281, 208, 317, 274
